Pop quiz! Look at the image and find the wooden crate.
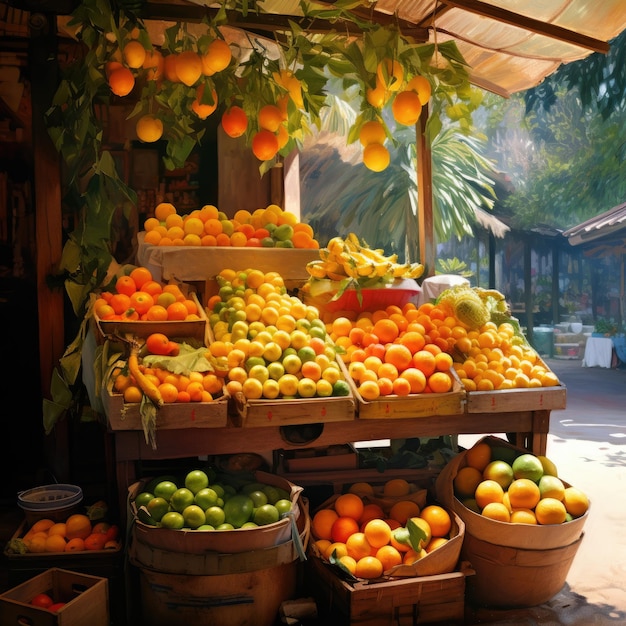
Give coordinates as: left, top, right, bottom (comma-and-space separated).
465, 384, 566, 413
0, 568, 109, 626
465, 355, 566, 412
136, 233, 319, 283
94, 291, 208, 344
231, 393, 356, 427
102, 380, 229, 430
4, 522, 124, 626
340, 361, 466, 419
307, 555, 467, 625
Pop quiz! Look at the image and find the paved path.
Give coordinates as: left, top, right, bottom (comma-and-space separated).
460, 357, 626, 624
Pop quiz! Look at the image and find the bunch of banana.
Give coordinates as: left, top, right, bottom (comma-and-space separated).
305, 233, 424, 283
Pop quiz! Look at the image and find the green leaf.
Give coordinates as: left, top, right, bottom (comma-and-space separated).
406, 517, 428, 552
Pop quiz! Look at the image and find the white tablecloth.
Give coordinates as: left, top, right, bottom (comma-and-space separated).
582, 337, 614, 368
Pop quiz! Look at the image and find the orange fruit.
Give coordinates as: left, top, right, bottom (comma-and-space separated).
192, 84, 218, 119
345, 532, 373, 561
65, 514, 92, 540
175, 50, 202, 86
359, 120, 386, 146
428, 371, 453, 393
376, 59, 404, 92
355, 555, 383, 579
221, 105, 248, 138
258, 104, 285, 132
115, 274, 137, 296
388, 500, 421, 525
363, 518, 392, 549
108, 66, 135, 96
362, 142, 389, 172
383, 478, 411, 497
201, 38, 232, 75
142, 48, 164, 80
562, 487, 589, 518
406, 75, 432, 104
481, 502, 511, 522
535, 498, 567, 525
252, 129, 279, 161
507, 478, 541, 509
312, 508, 339, 540
334, 493, 364, 521
419, 505, 451, 538
376, 544, 403, 571
399, 367, 427, 393
382, 342, 413, 372
474, 480, 504, 509
45, 534, 67, 553
412, 350, 436, 376
510, 508, 538, 525
123, 40, 146, 68
330, 516, 360, 543
482, 460, 514, 489
358, 502, 385, 525
65, 537, 86, 552
324, 541, 348, 560
392, 90, 422, 126
464, 442, 492, 472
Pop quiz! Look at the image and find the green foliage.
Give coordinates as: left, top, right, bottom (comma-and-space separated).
436, 257, 474, 278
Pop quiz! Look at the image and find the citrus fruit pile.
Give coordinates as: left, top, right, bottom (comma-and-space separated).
134, 470, 294, 531
454, 441, 589, 524
110, 332, 225, 404
311, 478, 454, 580
143, 201, 319, 249
94, 266, 201, 322
10, 513, 120, 554
206, 267, 351, 400
326, 296, 560, 400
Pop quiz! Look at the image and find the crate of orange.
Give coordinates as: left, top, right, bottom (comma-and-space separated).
330, 312, 466, 419
305, 480, 467, 625
92, 270, 209, 344
3, 510, 123, 623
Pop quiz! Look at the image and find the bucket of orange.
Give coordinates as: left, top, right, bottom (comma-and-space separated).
435, 435, 589, 608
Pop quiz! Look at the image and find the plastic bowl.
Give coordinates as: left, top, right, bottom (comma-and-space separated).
17, 484, 83, 525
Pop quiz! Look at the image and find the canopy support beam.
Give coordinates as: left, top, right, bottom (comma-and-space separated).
417, 104, 435, 276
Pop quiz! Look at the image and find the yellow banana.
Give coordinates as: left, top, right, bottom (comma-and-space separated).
306, 260, 329, 279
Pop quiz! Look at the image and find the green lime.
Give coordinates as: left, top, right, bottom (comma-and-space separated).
261, 485, 281, 505
332, 380, 351, 396
247, 490, 268, 508
170, 488, 195, 513
216, 523, 235, 530
134, 491, 155, 508
275, 499, 292, 516
241, 521, 258, 528
154, 480, 178, 500
223, 494, 254, 528
204, 506, 226, 527
146, 497, 170, 522
160, 511, 185, 529
253, 504, 280, 526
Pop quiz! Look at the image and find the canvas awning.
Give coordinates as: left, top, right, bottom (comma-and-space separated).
146, 0, 626, 97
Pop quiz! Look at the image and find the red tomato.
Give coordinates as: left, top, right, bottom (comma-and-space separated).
49, 602, 66, 612
30, 593, 53, 608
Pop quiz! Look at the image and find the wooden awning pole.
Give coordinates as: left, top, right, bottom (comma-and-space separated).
416, 104, 435, 276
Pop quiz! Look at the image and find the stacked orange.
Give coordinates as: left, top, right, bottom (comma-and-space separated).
20, 514, 120, 554
311, 478, 453, 579
328, 301, 458, 400
93, 265, 199, 322
143, 201, 319, 249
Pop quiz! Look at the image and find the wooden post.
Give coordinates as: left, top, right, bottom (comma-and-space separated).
416, 104, 435, 276
30, 15, 68, 477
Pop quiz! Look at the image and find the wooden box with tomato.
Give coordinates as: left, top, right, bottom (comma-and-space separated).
0, 568, 110, 626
